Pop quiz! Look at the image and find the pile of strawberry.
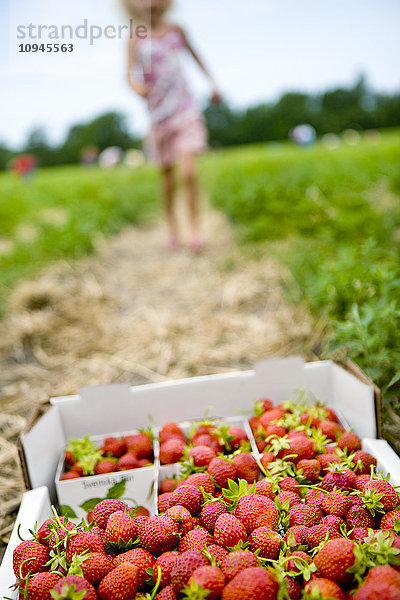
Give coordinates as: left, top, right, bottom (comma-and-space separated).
158, 420, 249, 465
11, 396, 400, 599
60, 432, 154, 481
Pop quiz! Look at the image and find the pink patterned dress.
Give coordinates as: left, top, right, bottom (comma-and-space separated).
135, 26, 207, 167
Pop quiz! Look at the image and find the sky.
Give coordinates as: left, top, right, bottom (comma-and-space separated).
1, 0, 400, 148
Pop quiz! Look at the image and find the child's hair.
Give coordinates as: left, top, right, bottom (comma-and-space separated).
121, 0, 172, 21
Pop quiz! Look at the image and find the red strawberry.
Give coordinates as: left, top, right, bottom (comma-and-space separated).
296, 459, 321, 482
153, 551, 180, 588
254, 479, 274, 499
13, 540, 49, 579
200, 501, 228, 533
140, 516, 179, 555
363, 479, 399, 512
132, 515, 148, 537
264, 423, 287, 438
187, 565, 225, 600
95, 460, 118, 475
170, 550, 209, 593
283, 436, 315, 463
214, 513, 247, 548
337, 432, 361, 453
179, 527, 214, 552
103, 437, 126, 458
317, 453, 342, 473
205, 544, 229, 566
113, 548, 155, 586
289, 504, 322, 528
78, 551, 114, 584
381, 510, 400, 530
305, 488, 326, 508
346, 505, 376, 528
187, 445, 216, 466
207, 458, 237, 489
260, 453, 275, 469
117, 452, 141, 471
279, 477, 300, 495
249, 526, 282, 559
47, 520, 76, 550
155, 584, 178, 599
319, 420, 342, 440
105, 511, 138, 546
352, 450, 377, 474
66, 531, 105, 563
124, 432, 153, 459
192, 433, 224, 454
313, 538, 356, 584
305, 577, 346, 600
231, 453, 259, 483
158, 492, 172, 513
306, 524, 341, 548
97, 562, 138, 599
259, 408, 285, 428
276, 491, 302, 509
23, 571, 62, 599
355, 473, 375, 491
169, 484, 203, 516
159, 423, 185, 444
227, 427, 248, 450
36, 517, 74, 547
160, 478, 179, 494
285, 575, 302, 600
92, 499, 126, 529
60, 471, 81, 480
221, 566, 279, 600
364, 564, 400, 587
320, 515, 345, 529
184, 473, 215, 494
284, 526, 309, 546
220, 549, 258, 581
285, 550, 312, 574
348, 527, 372, 542
51, 575, 97, 600
160, 438, 186, 465
320, 469, 355, 492
165, 506, 195, 536
235, 494, 279, 533
322, 490, 351, 517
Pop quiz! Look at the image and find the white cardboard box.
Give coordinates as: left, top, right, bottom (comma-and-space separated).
19, 357, 381, 505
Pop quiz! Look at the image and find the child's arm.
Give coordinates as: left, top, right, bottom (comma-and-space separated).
177, 26, 222, 103
127, 37, 149, 98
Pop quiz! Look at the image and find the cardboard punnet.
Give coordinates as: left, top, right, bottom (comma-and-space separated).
18, 357, 381, 506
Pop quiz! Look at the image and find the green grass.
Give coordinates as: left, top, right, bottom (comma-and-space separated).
0, 165, 159, 312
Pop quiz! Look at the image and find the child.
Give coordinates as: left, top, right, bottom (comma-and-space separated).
124, 0, 221, 250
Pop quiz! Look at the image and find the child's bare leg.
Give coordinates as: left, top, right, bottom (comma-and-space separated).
161, 165, 179, 244
181, 153, 203, 244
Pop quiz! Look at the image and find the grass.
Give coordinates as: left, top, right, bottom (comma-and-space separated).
0, 165, 159, 312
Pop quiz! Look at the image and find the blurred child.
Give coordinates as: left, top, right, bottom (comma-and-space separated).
124, 0, 221, 250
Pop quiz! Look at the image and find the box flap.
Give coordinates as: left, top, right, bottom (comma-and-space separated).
254, 356, 305, 401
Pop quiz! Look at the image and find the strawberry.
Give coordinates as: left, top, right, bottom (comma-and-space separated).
249, 526, 282, 559
155, 584, 178, 599
313, 538, 356, 584
170, 550, 209, 593
50, 575, 97, 600
169, 485, 203, 516
207, 458, 236, 489
227, 427, 248, 450
320, 515, 345, 529
132, 515, 148, 537
283, 436, 315, 463
306, 524, 341, 548
364, 565, 400, 587
158, 493, 172, 513
97, 562, 139, 599
354, 578, 400, 600
140, 516, 179, 555
305, 488, 326, 508
92, 499, 126, 529
220, 549, 258, 581
284, 526, 309, 546
279, 477, 300, 495
254, 479, 275, 499
352, 450, 377, 474
60, 471, 81, 480
346, 505, 376, 528
289, 504, 322, 528
319, 420, 342, 440
47, 520, 76, 550
232, 453, 260, 483
154, 551, 181, 588
264, 423, 287, 438
348, 527, 372, 542
200, 501, 227, 533
187, 445, 216, 466
214, 513, 247, 548
95, 460, 118, 475
165, 506, 196, 536
257, 398, 274, 412
22, 571, 61, 599
186, 565, 225, 600
284, 575, 302, 600
103, 437, 126, 458
363, 479, 399, 512
36, 517, 75, 547
13, 540, 49, 579
259, 408, 285, 428
322, 490, 351, 517
337, 432, 361, 453
235, 494, 279, 533
320, 468, 355, 492
113, 548, 155, 586
260, 453, 275, 469
66, 531, 105, 563
276, 490, 302, 509
221, 566, 279, 600
296, 458, 321, 482
205, 544, 229, 566
192, 433, 224, 454
159, 423, 185, 444
305, 577, 346, 600
325, 408, 339, 422
105, 511, 138, 546
381, 510, 400, 530
184, 473, 215, 494
76, 551, 114, 584
160, 438, 186, 465
317, 453, 342, 473
285, 550, 312, 574
179, 527, 214, 552
117, 453, 141, 471
124, 432, 153, 459
160, 479, 179, 494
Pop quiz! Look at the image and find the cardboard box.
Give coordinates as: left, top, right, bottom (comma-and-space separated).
19, 357, 382, 506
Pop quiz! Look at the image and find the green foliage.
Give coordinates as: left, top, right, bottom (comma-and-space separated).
0, 164, 159, 313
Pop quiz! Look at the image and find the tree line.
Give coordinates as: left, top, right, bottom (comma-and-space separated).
1, 77, 399, 170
